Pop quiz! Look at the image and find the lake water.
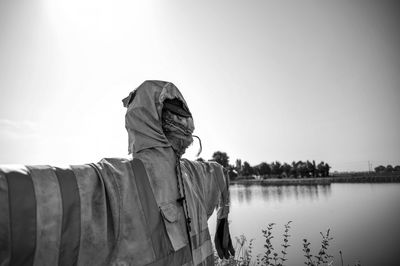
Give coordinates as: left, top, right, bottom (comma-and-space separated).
208, 183, 400, 266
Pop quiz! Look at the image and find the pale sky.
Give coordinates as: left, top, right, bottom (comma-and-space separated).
1, 0, 399, 171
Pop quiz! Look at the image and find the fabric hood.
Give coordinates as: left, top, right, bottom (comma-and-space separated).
122, 80, 194, 154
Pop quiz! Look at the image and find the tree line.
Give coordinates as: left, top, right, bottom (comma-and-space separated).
374, 165, 400, 173
197, 151, 332, 180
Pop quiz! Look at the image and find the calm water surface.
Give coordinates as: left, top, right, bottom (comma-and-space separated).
208, 183, 400, 266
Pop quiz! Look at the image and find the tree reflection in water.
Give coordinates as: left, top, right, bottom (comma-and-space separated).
232, 184, 332, 204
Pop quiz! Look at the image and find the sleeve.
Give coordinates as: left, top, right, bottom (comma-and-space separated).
181, 160, 230, 220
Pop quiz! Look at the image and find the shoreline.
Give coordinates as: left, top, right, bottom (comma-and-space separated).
230, 175, 400, 185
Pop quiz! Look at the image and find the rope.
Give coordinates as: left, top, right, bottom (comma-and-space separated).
192, 135, 202, 157
175, 154, 192, 232
175, 154, 194, 254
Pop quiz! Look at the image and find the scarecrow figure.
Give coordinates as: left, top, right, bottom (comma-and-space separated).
0, 80, 234, 266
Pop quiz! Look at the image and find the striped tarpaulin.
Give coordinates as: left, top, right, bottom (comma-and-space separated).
0, 158, 221, 266
0, 166, 82, 266
0, 164, 116, 266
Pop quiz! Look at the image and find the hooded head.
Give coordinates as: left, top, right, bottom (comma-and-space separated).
123, 80, 195, 157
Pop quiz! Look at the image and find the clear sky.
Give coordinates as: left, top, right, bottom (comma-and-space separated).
1, 0, 399, 171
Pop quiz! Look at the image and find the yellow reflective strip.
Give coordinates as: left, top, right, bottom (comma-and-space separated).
197, 254, 214, 266
73, 165, 115, 265
191, 228, 211, 250
28, 166, 63, 266
192, 239, 213, 265
145, 244, 192, 266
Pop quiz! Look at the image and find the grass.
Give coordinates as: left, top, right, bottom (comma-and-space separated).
214, 222, 360, 266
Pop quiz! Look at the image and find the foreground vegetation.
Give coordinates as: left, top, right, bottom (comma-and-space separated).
214, 222, 361, 266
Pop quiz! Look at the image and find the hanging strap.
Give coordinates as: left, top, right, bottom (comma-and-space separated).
130, 158, 172, 259
175, 158, 191, 232
174, 154, 194, 256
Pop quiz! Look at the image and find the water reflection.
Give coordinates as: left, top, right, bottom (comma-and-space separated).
231, 184, 332, 204
218, 183, 400, 266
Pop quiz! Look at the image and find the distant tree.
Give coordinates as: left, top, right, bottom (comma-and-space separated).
252, 165, 260, 176
316, 162, 331, 177
242, 161, 253, 176
385, 165, 394, 173
271, 161, 282, 175
211, 151, 229, 168
394, 165, 400, 172
227, 165, 238, 180
374, 165, 386, 173
312, 160, 317, 177
317, 162, 326, 177
258, 162, 271, 176
305, 160, 316, 177
281, 163, 291, 177
324, 163, 331, 177
235, 159, 242, 176
196, 157, 205, 162
290, 161, 299, 178
297, 161, 307, 178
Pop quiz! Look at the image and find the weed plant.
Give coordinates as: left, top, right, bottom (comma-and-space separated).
302, 229, 333, 266
214, 222, 360, 266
